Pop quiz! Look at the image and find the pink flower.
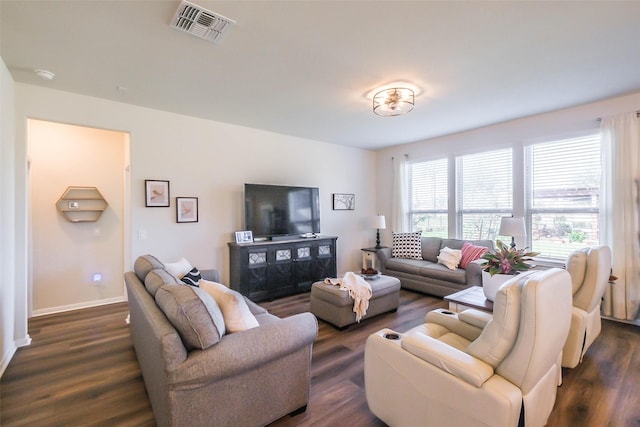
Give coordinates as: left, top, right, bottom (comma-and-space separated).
500, 258, 512, 274
482, 240, 539, 276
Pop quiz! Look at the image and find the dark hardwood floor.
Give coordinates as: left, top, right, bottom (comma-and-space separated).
1, 290, 639, 426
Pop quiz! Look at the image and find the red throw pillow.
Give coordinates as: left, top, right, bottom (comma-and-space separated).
460, 242, 489, 269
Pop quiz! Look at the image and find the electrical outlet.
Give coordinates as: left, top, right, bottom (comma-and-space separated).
92, 272, 102, 284
138, 229, 147, 240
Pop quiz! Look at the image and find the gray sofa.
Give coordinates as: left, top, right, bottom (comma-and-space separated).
376, 237, 494, 297
125, 255, 318, 427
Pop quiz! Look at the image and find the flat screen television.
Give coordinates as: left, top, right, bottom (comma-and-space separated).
244, 183, 320, 239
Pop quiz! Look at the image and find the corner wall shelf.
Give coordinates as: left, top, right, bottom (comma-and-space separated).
56, 186, 108, 223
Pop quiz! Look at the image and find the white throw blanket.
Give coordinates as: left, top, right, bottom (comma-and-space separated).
324, 271, 373, 322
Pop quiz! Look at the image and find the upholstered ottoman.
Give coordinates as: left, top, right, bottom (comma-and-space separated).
310, 275, 401, 328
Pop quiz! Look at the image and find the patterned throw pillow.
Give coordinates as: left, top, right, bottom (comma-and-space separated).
392, 232, 422, 260
181, 267, 202, 287
459, 242, 489, 269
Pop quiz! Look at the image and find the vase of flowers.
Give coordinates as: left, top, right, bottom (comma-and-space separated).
481, 240, 539, 301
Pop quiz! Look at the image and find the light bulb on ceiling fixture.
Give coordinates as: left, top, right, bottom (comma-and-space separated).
373, 87, 414, 116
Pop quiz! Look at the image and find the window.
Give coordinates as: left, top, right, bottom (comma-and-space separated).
404, 135, 601, 261
408, 158, 448, 237
457, 149, 512, 240
526, 135, 601, 260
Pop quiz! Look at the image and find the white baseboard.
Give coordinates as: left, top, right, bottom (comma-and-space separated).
31, 296, 127, 317
1, 335, 32, 378
15, 335, 32, 347
1, 345, 17, 378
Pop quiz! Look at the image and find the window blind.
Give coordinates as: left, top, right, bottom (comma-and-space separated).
457, 149, 512, 240
409, 158, 448, 237
526, 134, 601, 259
410, 159, 448, 210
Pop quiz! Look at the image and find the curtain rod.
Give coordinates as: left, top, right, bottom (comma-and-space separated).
596, 110, 640, 122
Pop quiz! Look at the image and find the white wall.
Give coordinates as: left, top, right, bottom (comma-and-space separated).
375, 90, 640, 245
1, 57, 29, 377
1, 56, 16, 375
29, 120, 126, 314
14, 84, 378, 311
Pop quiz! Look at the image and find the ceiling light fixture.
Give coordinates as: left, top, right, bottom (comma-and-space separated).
373, 87, 414, 117
34, 69, 55, 81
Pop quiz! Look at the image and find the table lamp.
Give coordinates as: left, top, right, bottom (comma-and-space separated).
373, 215, 386, 249
499, 216, 526, 249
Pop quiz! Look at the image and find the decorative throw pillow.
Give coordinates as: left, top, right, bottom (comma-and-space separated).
199, 279, 259, 333
392, 232, 422, 260
437, 247, 462, 270
164, 257, 193, 279
155, 284, 226, 351
181, 267, 202, 287
460, 242, 489, 269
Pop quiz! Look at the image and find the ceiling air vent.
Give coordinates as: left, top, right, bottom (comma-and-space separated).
171, 0, 235, 43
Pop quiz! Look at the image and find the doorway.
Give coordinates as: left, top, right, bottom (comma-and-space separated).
28, 119, 130, 316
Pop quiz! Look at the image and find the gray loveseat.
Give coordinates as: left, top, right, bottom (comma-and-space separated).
125, 255, 318, 427
376, 237, 494, 297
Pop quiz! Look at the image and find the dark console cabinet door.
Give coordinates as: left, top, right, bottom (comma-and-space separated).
293, 242, 315, 292
314, 240, 337, 281
244, 247, 269, 301
229, 236, 338, 301
292, 239, 336, 292
268, 245, 296, 298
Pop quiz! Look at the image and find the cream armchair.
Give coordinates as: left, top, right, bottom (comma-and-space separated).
365, 268, 572, 427
562, 245, 612, 368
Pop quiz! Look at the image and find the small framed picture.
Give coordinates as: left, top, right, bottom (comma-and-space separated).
176, 197, 198, 223
235, 230, 253, 244
332, 193, 355, 210
145, 180, 170, 207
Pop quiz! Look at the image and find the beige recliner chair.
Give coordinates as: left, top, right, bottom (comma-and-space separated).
562, 245, 612, 368
364, 268, 572, 427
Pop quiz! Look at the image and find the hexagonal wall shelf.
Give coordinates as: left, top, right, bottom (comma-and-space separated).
56, 186, 108, 223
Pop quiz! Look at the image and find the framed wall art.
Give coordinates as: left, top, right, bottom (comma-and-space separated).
176, 197, 198, 223
332, 193, 355, 210
145, 180, 170, 207
235, 230, 253, 244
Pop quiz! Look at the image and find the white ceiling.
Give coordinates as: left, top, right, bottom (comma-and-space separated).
2, 1, 640, 150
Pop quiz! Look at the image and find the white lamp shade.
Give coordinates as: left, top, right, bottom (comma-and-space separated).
372, 215, 386, 229
499, 217, 526, 237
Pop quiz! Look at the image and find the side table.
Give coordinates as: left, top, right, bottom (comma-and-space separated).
361, 247, 386, 271
444, 286, 494, 313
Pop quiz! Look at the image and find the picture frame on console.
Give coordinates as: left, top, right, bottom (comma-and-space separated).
176, 197, 198, 223
235, 230, 253, 244
332, 193, 355, 210
145, 180, 170, 207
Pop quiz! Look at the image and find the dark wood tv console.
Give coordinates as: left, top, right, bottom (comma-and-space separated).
228, 235, 338, 302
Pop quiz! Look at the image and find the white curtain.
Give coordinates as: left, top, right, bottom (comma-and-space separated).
600, 112, 640, 321
391, 155, 409, 233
